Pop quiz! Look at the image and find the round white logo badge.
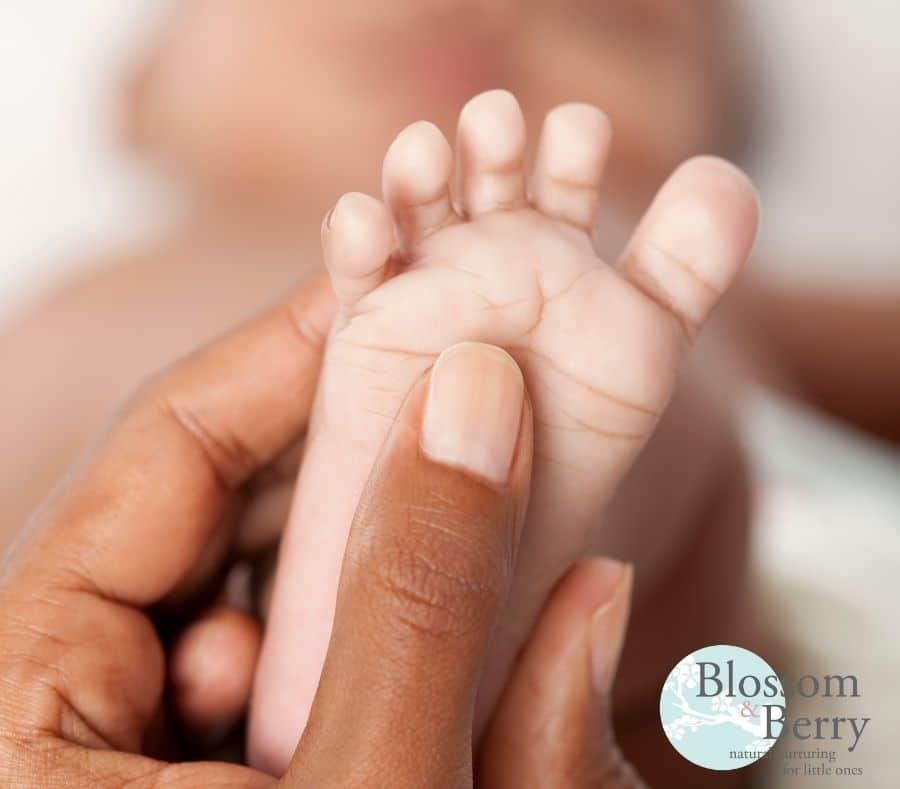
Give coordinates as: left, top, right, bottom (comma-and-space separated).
659, 644, 785, 771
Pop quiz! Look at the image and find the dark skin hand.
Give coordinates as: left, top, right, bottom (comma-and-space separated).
0, 274, 642, 787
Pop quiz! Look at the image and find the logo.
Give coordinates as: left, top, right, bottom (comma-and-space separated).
659, 644, 785, 771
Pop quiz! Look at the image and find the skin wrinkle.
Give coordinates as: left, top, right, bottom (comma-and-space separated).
0, 654, 62, 722
531, 449, 589, 475
370, 573, 463, 640
349, 490, 513, 641
365, 382, 411, 396
424, 258, 489, 283
520, 345, 660, 419
7, 619, 70, 654
626, 265, 697, 343
420, 487, 462, 511
363, 546, 497, 643
401, 502, 505, 597
52, 549, 170, 617
404, 504, 485, 551
347, 248, 547, 347
530, 404, 646, 443
522, 264, 548, 338
339, 247, 629, 425
55, 688, 117, 753
537, 264, 595, 306
463, 158, 524, 179
553, 403, 647, 443
333, 337, 437, 360
161, 398, 260, 492
643, 240, 720, 298
93, 756, 144, 789
0, 733, 71, 778
40, 554, 121, 619
361, 403, 400, 422
534, 184, 601, 233
50, 597, 162, 751
401, 533, 499, 600
539, 172, 603, 193
7, 671, 74, 740
477, 294, 534, 314
625, 240, 721, 344
462, 195, 526, 216
0, 592, 84, 650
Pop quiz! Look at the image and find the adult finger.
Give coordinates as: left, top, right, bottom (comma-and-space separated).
165, 434, 306, 609
283, 342, 533, 788
478, 558, 645, 788
168, 604, 261, 748
3, 275, 335, 606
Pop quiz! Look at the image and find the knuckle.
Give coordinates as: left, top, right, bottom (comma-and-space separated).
159, 394, 260, 489
364, 507, 509, 641
629, 240, 721, 343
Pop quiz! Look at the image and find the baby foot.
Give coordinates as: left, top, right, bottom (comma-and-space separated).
250, 90, 758, 772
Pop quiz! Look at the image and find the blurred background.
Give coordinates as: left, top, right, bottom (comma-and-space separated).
4, 1, 900, 310
1, 1, 898, 786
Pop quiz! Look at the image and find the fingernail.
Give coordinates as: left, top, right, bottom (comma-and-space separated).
421, 342, 524, 485
590, 563, 633, 695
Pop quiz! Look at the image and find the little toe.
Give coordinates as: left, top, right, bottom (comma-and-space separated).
322, 192, 396, 309
530, 103, 612, 232
618, 156, 759, 341
455, 90, 527, 217
382, 120, 456, 256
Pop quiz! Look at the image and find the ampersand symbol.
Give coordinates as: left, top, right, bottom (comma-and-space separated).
740, 701, 759, 718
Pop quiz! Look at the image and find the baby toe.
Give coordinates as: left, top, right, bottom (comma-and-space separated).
322, 192, 396, 309
530, 103, 612, 233
454, 90, 528, 218
382, 120, 456, 257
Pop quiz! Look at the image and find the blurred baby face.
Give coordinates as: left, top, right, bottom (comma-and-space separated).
131, 0, 731, 217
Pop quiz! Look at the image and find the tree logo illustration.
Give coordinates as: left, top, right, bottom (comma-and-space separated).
659, 644, 785, 771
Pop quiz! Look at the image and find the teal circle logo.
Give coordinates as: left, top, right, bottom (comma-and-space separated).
659, 644, 785, 771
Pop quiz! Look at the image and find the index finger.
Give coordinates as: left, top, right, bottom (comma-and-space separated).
3, 275, 335, 605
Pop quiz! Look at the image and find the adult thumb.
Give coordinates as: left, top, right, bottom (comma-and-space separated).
284, 342, 533, 788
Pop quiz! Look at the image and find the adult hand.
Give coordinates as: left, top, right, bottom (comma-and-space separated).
0, 272, 642, 786
0, 274, 335, 785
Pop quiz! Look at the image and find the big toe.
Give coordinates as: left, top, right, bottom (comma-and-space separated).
619, 156, 759, 341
